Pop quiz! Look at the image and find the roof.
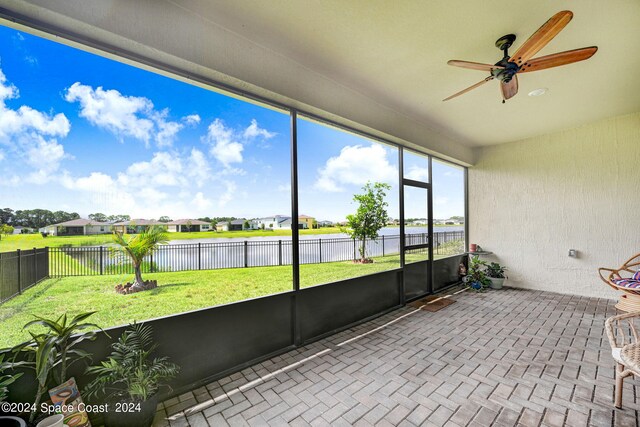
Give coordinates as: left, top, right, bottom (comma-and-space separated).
298, 215, 314, 219
112, 219, 163, 226
230, 219, 246, 225
167, 219, 210, 225
48, 218, 109, 227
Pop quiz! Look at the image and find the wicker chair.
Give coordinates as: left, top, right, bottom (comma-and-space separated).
599, 253, 640, 312
605, 312, 640, 408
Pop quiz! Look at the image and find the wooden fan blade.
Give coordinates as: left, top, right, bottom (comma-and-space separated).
501, 75, 519, 100
519, 46, 597, 73
509, 10, 573, 67
447, 60, 504, 72
443, 76, 494, 101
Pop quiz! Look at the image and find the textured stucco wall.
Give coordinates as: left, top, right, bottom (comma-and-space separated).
469, 112, 640, 299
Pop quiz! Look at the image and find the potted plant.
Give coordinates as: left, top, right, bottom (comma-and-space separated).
0, 351, 25, 426
84, 323, 179, 427
10, 312, 99, 424
486, 262, 507, 289
0, 351, 23, 403
463, 255, 491, 291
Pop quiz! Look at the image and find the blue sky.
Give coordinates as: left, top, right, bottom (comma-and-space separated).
0, 24, 464, 223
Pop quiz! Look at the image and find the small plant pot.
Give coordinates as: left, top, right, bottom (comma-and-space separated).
489, 277, 505, 289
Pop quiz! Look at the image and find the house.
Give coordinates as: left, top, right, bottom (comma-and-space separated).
317, 220, 334, 227
279, 217, 307, 230
298, 215, 315, 229
166, 219, 212, 233
43, 219, 111, 236
253, 215, 291, 230
216, 219, 247, 232
12, 226, 35, 234
111, 219, 165, 234
229, 219, 247, 231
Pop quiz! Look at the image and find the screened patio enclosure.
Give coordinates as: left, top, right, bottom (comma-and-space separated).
1, 1, 639, 425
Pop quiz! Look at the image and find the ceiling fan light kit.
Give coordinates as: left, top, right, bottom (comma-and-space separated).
444, 10, 597, 103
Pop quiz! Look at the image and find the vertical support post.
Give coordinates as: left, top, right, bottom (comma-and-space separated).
99, 246, 104, 275
278, 240, 282, 266
319, 239, 322, 263
33, 247, 37, 282
427, 155, 434, 294
198, 242, 202, 270
45, 247, 50, 279
16, 249, 21, 294
398, 147, 405, 304
150, 252, 154, 273
464, 166, 469, 254
290, 109, 301, 345
244, 241, 248, 268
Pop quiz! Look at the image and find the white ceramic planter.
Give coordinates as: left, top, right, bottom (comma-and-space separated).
489, 277, 505, 289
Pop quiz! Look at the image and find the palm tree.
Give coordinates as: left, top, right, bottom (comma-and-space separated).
111, 225, 168, 292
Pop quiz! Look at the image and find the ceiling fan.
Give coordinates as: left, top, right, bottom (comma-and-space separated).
443, 10, 597, 103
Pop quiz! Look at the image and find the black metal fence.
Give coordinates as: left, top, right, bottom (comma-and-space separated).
47, 231, 464, 277
0, 248, 49, 303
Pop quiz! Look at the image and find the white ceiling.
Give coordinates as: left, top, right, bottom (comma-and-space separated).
1, 0, 639, 160
173, 0, 640, 146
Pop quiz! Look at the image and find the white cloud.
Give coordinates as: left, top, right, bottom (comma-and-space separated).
0, 174, 20, 186
404, 165, 429, 182
277, 183, 291, 193
192, 192, 212, 210
0, 67, 18, 102
218, 181, 237, 207
186, 148, 211, 186
0, 149, 4, 161
0, 67, 69, 140
118, 151, 185, 188
315, 144, 397, 192
0, 65, 71, 183
64, 83, 191, 148
184, 114, 201, 125
205, 119, 244, 167
0, 106, 70, 140
70, 172, 115, 190
151, 109, 184, 147
65, 82, 154, 144
23, 136, 68, 183
60, 149, 228, 218
203, 118, 277, 168
243, 119, 275, 140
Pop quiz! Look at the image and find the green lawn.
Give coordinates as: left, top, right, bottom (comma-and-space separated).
0, 227, 345, 252
0, 255, 405, 348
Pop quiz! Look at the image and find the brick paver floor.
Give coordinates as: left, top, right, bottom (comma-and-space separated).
153, 287, 635, 426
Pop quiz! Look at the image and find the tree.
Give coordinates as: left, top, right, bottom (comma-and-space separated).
158, 216, 172, 223
111, 225, 168, 292
88, 213, 108, 222
0, 224, 14, 240
107, 214, 130, 223
0, 208, 14, 225
243, 220, 250, 230
343, 182, 391, 262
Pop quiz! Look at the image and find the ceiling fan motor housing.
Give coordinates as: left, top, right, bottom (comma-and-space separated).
492, 60, 520, 82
